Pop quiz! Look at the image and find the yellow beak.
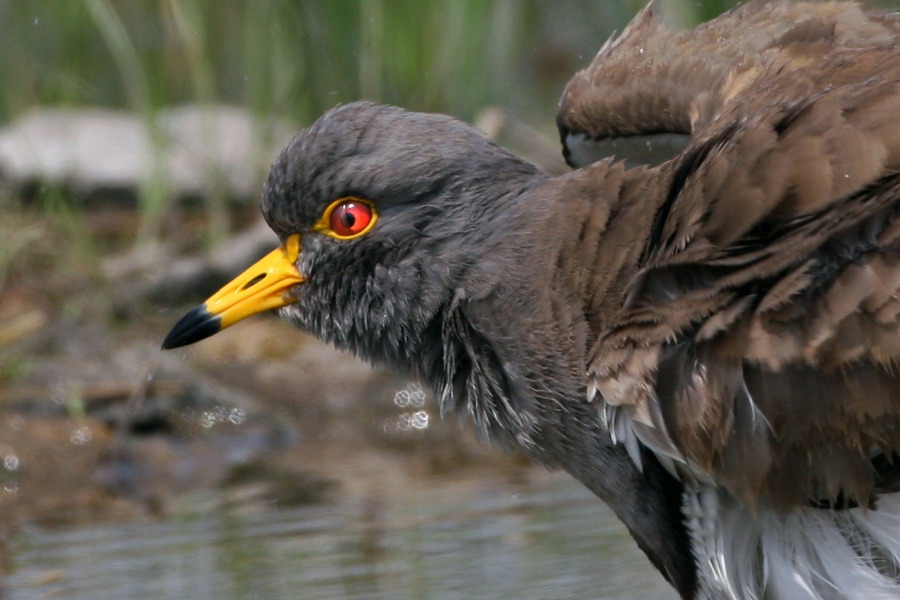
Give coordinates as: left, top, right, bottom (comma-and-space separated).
162, 234, 304, 349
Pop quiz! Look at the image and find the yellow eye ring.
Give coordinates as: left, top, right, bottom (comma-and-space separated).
313, 196, 378, 240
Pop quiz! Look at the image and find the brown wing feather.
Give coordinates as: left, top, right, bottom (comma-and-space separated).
587, 25, 900, 508
558, 1, 900, 164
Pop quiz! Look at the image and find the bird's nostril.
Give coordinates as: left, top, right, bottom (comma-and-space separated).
241, 273, 267, 290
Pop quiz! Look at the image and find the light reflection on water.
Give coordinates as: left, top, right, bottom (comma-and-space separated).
6, 472, 675, 600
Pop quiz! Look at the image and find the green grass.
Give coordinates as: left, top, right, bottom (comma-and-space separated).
0, 1, 757, 122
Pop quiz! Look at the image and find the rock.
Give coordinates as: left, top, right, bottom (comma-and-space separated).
160, 105, 293, 201
0, 109, 147, 199
0, 105, 295, 204
103, 218, 279, 310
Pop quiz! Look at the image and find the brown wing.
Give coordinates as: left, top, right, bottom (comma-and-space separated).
588, 32, 900, 510
557, 1, 900, 168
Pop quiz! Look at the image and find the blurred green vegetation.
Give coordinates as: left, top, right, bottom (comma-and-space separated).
5, 0, 900, 145
0, 0, 756, 127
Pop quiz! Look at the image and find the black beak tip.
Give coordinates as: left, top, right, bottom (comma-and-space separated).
161, 305, 222, 350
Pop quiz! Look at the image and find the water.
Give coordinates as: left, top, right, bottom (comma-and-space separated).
4, 472, 675, 600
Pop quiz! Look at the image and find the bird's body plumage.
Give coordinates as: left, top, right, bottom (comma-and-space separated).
164, 2, 900, 598
557, 2, 900, 597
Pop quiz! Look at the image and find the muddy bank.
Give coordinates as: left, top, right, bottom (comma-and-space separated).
0, 303, 531, 531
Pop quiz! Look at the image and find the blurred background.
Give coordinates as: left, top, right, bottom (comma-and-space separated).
1, 1, 896, 599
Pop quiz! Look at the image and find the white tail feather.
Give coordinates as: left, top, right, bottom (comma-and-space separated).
683, 484, 900, 599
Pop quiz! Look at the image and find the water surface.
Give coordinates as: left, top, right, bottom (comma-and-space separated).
6, 471, 675, 600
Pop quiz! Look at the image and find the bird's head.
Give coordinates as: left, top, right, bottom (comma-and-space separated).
163, 102, 544, 378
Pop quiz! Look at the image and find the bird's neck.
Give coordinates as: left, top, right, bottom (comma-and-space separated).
418, 157, 668, 446
463, 158, 699, 593
371, 157, 697, 597
551, 160, 668, 330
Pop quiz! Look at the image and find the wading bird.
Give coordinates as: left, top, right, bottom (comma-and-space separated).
165, 2, 900, 598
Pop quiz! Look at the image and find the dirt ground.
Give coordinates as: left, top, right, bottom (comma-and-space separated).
0, 204, 533, 542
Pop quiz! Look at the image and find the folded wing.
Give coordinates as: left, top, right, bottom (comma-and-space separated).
587, 16, 900, 510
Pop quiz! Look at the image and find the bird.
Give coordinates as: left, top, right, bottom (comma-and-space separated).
164, 1, 900, 598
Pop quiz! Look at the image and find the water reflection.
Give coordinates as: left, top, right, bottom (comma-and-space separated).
6, 472, 675, 599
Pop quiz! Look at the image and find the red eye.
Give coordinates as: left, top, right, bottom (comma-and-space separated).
329, 200, 374, 237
